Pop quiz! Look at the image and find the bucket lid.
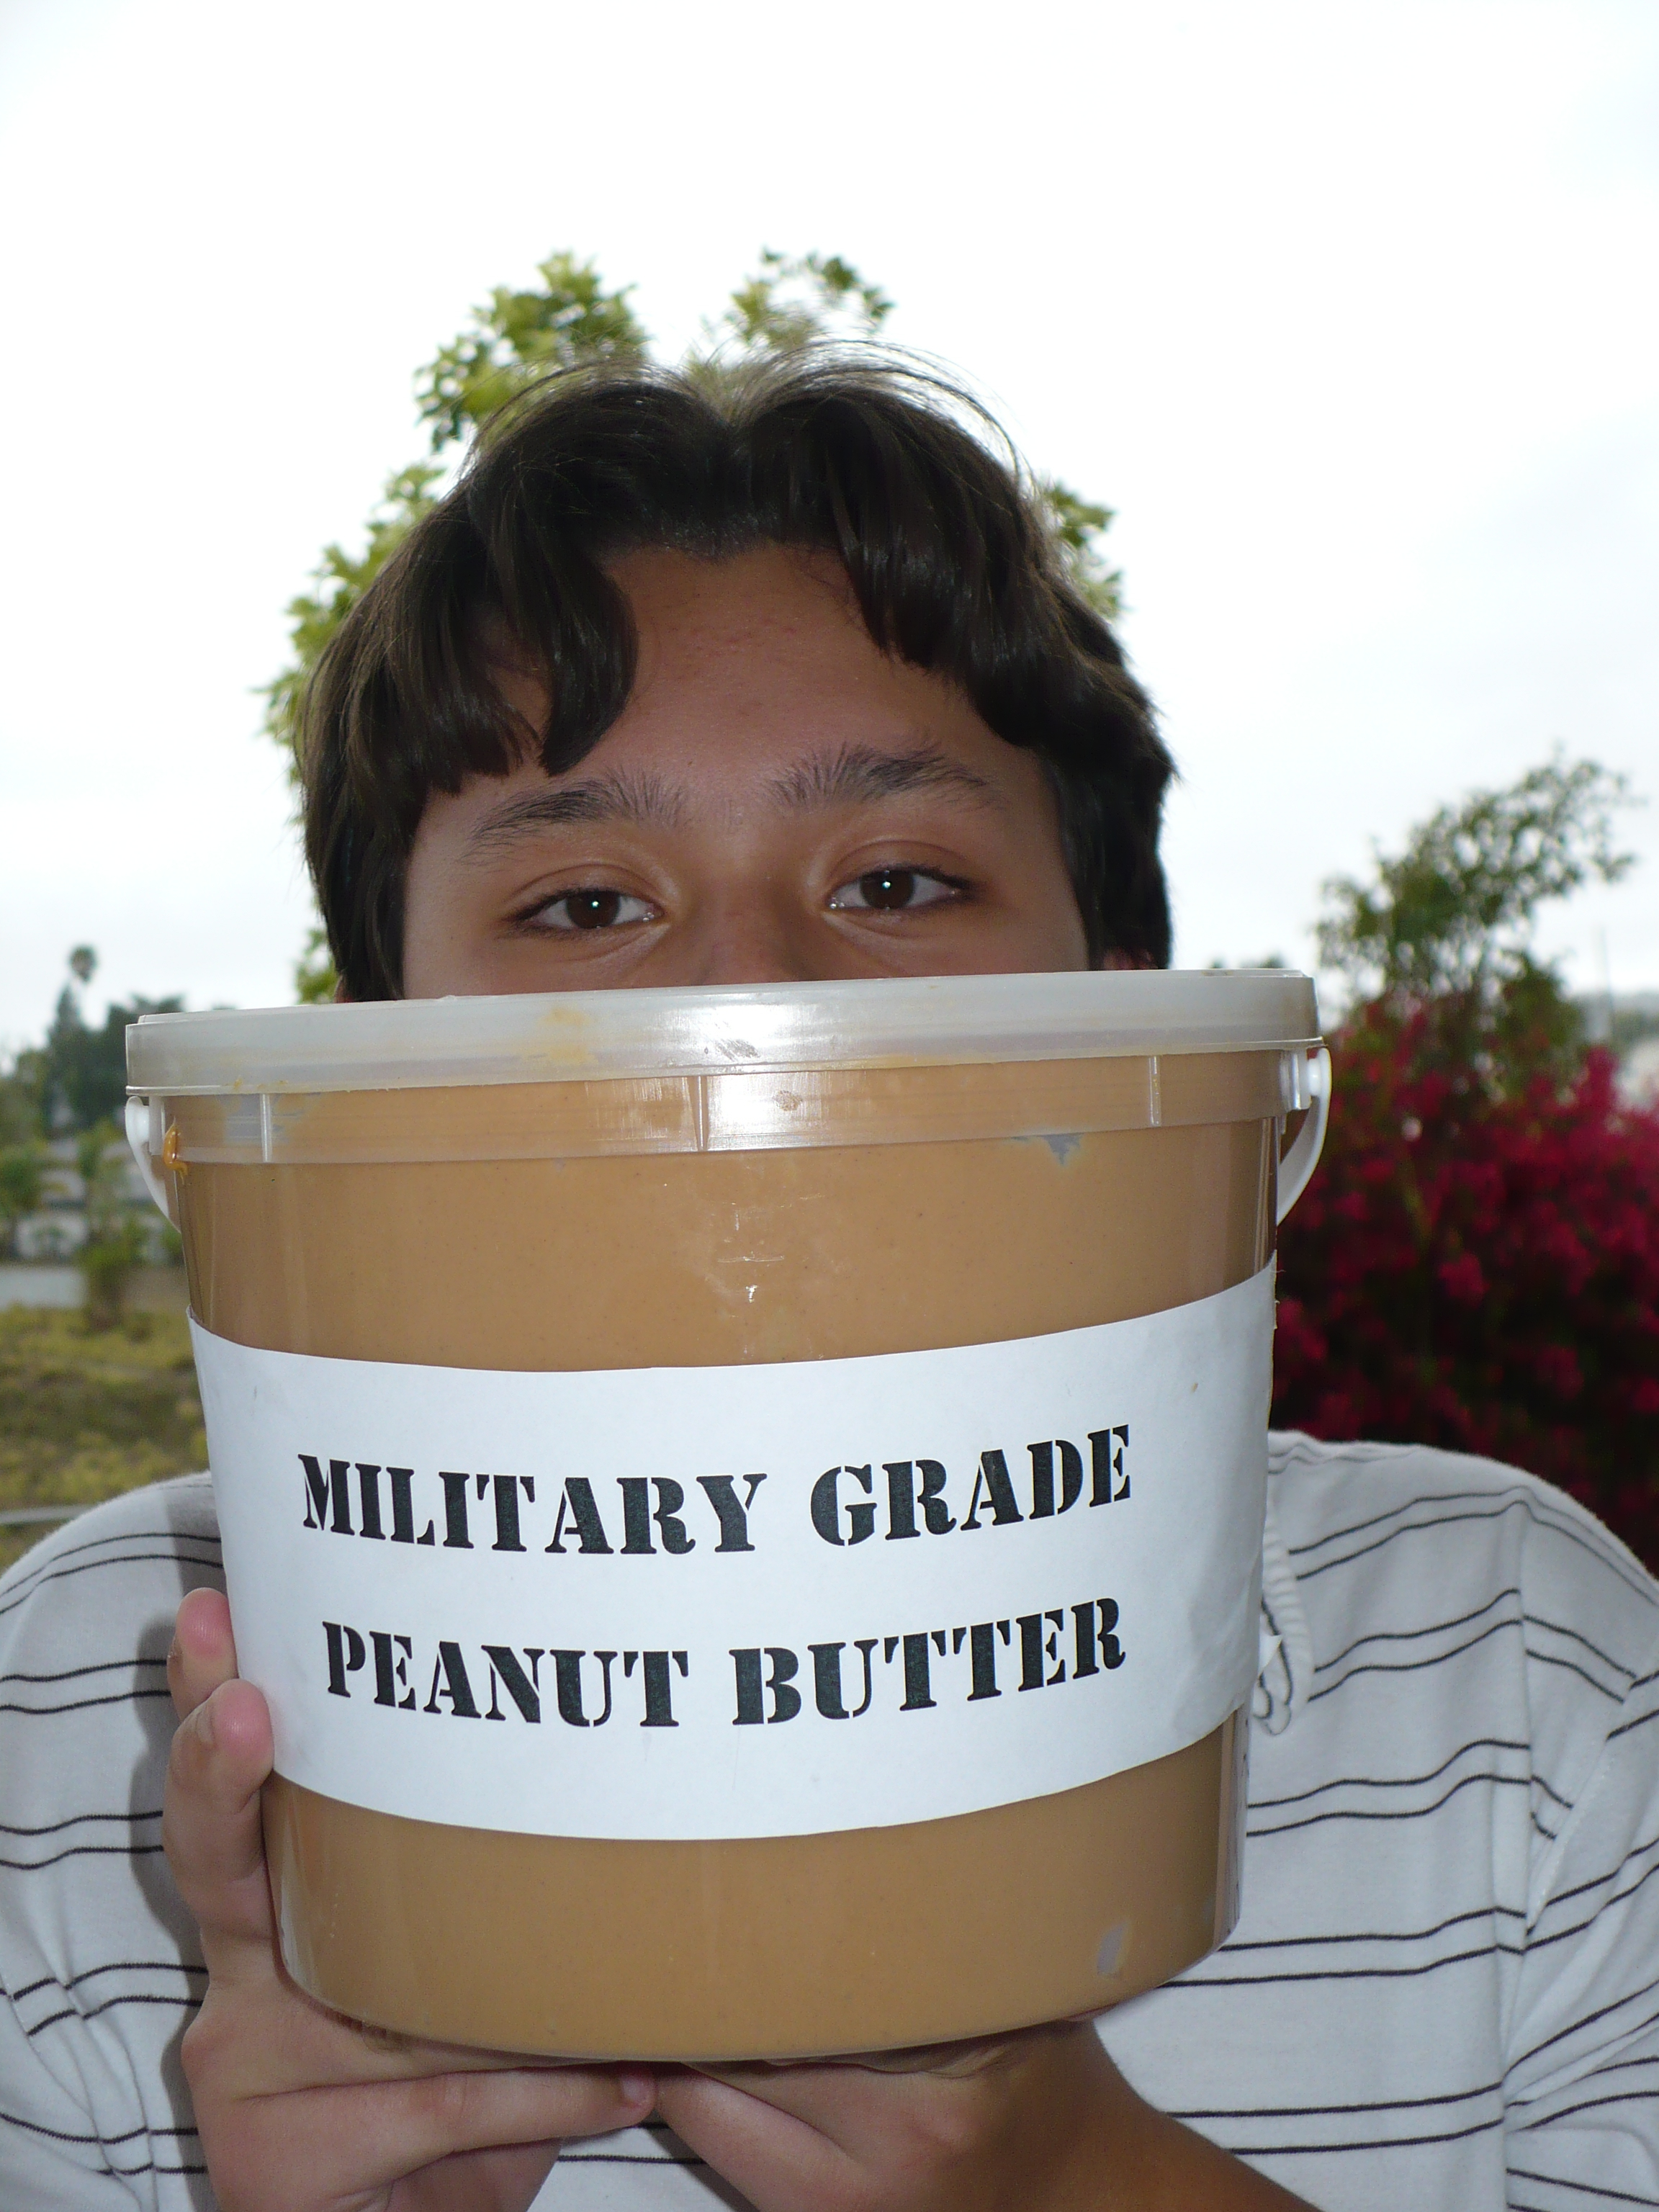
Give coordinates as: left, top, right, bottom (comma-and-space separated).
127, 970, 1321, 1096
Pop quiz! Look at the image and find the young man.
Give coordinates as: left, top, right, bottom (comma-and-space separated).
2, 359, 1655, 2212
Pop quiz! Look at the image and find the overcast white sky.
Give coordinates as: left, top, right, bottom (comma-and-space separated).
1, 0, 1655, 1046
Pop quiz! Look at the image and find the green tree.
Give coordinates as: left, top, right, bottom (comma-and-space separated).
1319, 755, 1637, 1001
1280, 758, 1654, 1566
0, 1145, 43, 1258
76, 1121, 145, 1330
1040, 482, 1123, 621
417, 251, 649, 449
264, 254, 648, 788
271, 254, 652, 1004
1316, 753, 1639, 1080
37, 949, 183, 1131
268, 248, 1128, 1000
0, 1049, 43, 1147
709, 247, 893, 356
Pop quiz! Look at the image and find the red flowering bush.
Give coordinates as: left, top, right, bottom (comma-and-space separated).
1274, 994, 1659, 1570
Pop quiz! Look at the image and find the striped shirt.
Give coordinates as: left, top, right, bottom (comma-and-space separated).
2, 1436, 1655, 2210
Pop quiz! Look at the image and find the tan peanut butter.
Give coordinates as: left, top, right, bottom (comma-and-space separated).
172, 1050, 1278, 2060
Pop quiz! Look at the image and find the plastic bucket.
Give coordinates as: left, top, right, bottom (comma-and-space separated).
128, 968, 1327, 2060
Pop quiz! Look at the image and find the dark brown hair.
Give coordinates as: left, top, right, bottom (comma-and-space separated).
302, 354, 1175, 997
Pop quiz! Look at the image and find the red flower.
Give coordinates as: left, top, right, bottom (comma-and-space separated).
1437, 1254, 1487, 1306
1274, 1001, 1659, 1570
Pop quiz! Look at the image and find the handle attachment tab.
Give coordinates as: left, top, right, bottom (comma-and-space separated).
1277, 1047, 1331, 1226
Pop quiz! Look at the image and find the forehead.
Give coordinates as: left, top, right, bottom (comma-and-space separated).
614, 541, 858, 637
608, 543, 900, 714
490, 543, 1020, 800
490, 544, 927, 750
461, 544, 1061, 853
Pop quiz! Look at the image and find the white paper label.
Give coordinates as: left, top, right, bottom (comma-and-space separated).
193, 1264, 1273, 1840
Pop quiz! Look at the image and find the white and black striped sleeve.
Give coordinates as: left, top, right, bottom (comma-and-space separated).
1102, 1437, 1659, 2211
0, 1477, 222, 2210
1503, 1617, 1659, 2208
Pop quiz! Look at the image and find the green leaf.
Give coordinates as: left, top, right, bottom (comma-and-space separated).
415, 252, 648, 453
295, 926, 338, 1005
260, 462, 445, 777
1040, 479, 1123, 619
1318, 753, 1639, 1004
1316, 753, 1642, 1086
699, 248, 894, 364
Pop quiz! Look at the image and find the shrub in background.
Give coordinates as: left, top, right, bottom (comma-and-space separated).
1274, 995, 1659, 1567
1274, 755, 1658, 1570
76, 1122, 143, 1331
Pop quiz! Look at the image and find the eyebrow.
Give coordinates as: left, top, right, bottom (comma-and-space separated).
461, 742, 1001, 858
767, 742, 1001, 812
464, 771, 686, 852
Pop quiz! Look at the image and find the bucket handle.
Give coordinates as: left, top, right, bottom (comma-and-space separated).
1277, 1048, 1331, 1226
125, 1095, 178, 1228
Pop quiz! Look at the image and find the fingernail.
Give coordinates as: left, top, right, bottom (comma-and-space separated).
192, 1699, 216, 1749
616, 2066, 655, 2105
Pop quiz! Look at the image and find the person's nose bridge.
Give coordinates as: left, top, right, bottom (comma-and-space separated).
685, 879, 822, 986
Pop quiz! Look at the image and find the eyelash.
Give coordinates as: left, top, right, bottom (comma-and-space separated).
515, 863, 972, 935
519, 889, 659, 933
826, 866, 970, 913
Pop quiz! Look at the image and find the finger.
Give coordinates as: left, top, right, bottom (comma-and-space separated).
724, 2033, 1030, 2083
674, 2059, 930, 2158
670, 2027, 1092, 2192
163, 1638, 562, 2073
692, 2020, 1074, 2126
163, 1676, 277, 1966
850, 2033, 1031, 2081
188, 1969, 649, 2100
683, 2055, 966, 2136
655, 2071, 850, 2212
168, 1586, 239, 1718
385, 2064, 657, 2165
200, 2065, 656, 2209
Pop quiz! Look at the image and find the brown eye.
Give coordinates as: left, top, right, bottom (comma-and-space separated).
565, 891, 624, 930
827, 868, 962, 914
531, 889, 655, 932
860, 869, 918, 909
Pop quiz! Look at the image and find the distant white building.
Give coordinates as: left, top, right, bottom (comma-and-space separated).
1620, 1036, 1659, 1108
1586, 990, 1659, 1110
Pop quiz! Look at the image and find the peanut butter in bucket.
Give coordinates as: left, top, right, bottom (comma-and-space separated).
128, 968, 1323, 2059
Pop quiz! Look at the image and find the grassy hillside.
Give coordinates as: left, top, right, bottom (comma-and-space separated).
0, 1308, 204, 1574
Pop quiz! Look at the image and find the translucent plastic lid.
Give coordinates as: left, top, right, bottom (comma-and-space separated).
127, 969, 1321, 1096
